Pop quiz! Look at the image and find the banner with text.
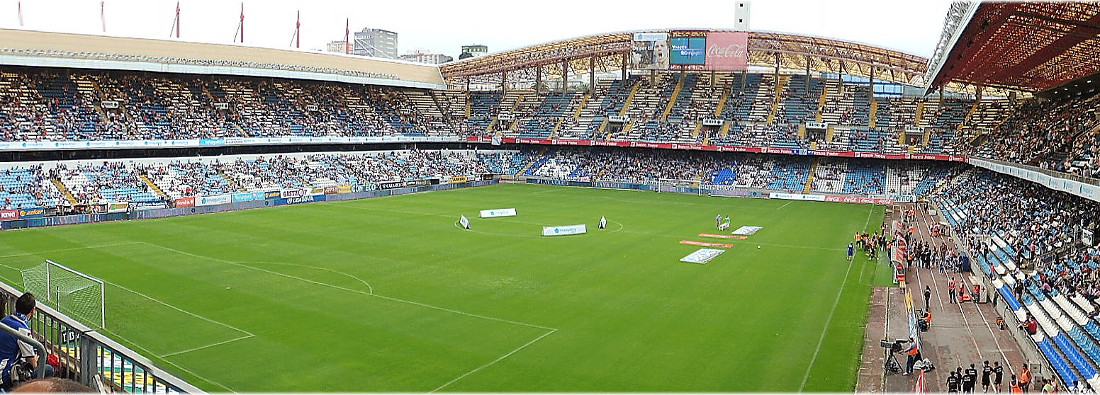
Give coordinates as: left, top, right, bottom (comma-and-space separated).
704, 31, 748, 71
542, 224, 587, 236
17, 207, 45, 219
174, 196, 196, 208
632, 32, 670, 70
0, 210, 18, 220
768, 192, 826, 202
197, 194, 233, 207
479, 208, 517, 218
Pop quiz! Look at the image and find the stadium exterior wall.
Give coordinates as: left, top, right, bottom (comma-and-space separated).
0, 29, 446, 89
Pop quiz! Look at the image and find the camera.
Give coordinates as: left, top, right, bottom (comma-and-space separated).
880, 339, 907, 353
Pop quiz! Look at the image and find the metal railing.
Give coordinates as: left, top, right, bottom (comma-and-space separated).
0, 281, 202, 393
975, 157, 1100, 187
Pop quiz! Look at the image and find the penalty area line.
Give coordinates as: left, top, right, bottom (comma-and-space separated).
429, 328, 557, 393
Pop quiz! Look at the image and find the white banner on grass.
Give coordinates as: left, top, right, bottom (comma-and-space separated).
680, 248, 725, 264
542, 224, 587, 236
480, 208, 517, 218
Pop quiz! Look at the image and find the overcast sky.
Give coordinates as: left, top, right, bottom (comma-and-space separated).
0, 0, 954, 59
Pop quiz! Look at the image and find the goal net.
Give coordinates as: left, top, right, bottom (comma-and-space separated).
20, 260, 105, 329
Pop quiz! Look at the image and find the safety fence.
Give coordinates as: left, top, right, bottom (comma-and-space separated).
0, 280, 202, 393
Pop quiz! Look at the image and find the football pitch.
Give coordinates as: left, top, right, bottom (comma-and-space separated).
0, 183, 890, 392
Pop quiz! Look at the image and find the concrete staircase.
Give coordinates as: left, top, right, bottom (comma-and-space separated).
218, 171, 246, 192
915, 101, 926, 127
51, 179, 79, 206
803, 158, 819, 194
138, 174, 169, 201
766, 75, 789, 124
660, 74, 686, 121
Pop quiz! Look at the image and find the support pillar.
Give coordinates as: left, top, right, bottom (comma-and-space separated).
710, 70, 716, 88
869, 65, 875, 99
501, 71, 507, 94
805, 55, 812, 93
622, 52, 629, 82
535, 65, 542, 96
739, 70, 747, 94
773, 53, 780, 82
562, 58, 569, 94
838, 61, 846, 87
590, 55, 596, 92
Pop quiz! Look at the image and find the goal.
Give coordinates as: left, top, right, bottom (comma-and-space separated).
20, 260, 105, 329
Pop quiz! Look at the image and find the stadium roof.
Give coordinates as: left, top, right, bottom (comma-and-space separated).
439, 29, 929, 87
925, 1, 1100, 93
0, 29, 446, 90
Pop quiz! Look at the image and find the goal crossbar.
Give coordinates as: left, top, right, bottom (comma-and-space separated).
21, 260, 105, 329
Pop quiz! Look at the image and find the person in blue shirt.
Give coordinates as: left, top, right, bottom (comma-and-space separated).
847, 243, 854, 261
0, 293, 53, 390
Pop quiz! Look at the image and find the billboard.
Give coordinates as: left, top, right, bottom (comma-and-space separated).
704, 31, 748, 71
670, 36, 706, 65
632, 32, 669, 70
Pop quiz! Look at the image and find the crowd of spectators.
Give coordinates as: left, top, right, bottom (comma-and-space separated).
967, 92, 1100, 180
9, 67, 1100, 185
934, 169, 1100, 305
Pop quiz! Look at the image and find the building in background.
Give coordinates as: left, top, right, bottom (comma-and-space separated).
325, 40, 347, 54
352, 28, 398, 59
459, 44, 488, 60
400, 49, 453, 64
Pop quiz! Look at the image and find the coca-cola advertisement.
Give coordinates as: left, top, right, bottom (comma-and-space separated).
705, 31, 748, 71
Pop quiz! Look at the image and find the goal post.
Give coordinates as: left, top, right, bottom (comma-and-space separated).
20, 260, 105, 329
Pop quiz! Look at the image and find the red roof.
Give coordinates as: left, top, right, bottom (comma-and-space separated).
928, 2, 1100, 92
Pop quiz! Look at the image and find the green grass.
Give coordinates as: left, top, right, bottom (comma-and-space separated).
0, 183, 886, 392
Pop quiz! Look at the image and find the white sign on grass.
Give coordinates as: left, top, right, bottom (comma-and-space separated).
480, 208, 517, 218
542, 224, 587, 236
680, 248, 725, 264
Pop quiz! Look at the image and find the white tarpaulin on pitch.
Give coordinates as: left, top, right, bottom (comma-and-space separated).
680, 248, 725, 264
731, 226, 763, 236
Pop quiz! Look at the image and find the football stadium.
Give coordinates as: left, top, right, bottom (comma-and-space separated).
0, 0, 1098, 392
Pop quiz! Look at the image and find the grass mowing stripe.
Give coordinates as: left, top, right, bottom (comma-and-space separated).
798, 206, 878, 391
0, 183, 883, 391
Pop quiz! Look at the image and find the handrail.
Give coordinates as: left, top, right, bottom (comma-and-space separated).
973, 156, 1100, 187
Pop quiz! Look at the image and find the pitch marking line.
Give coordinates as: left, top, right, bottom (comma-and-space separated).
98, 328, 238, 393
798, 205, 877, 392
0, 265, 244, 392
0, 242, 143, 259
137, 242, 375, 296
136, 241, 560, 388
776, 201, 794, 210
429, 328, 557, 393
160, 334, 255, 358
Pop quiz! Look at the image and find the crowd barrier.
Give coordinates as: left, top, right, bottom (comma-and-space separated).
0, 281, 202, 393
2, 180, 497, 230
